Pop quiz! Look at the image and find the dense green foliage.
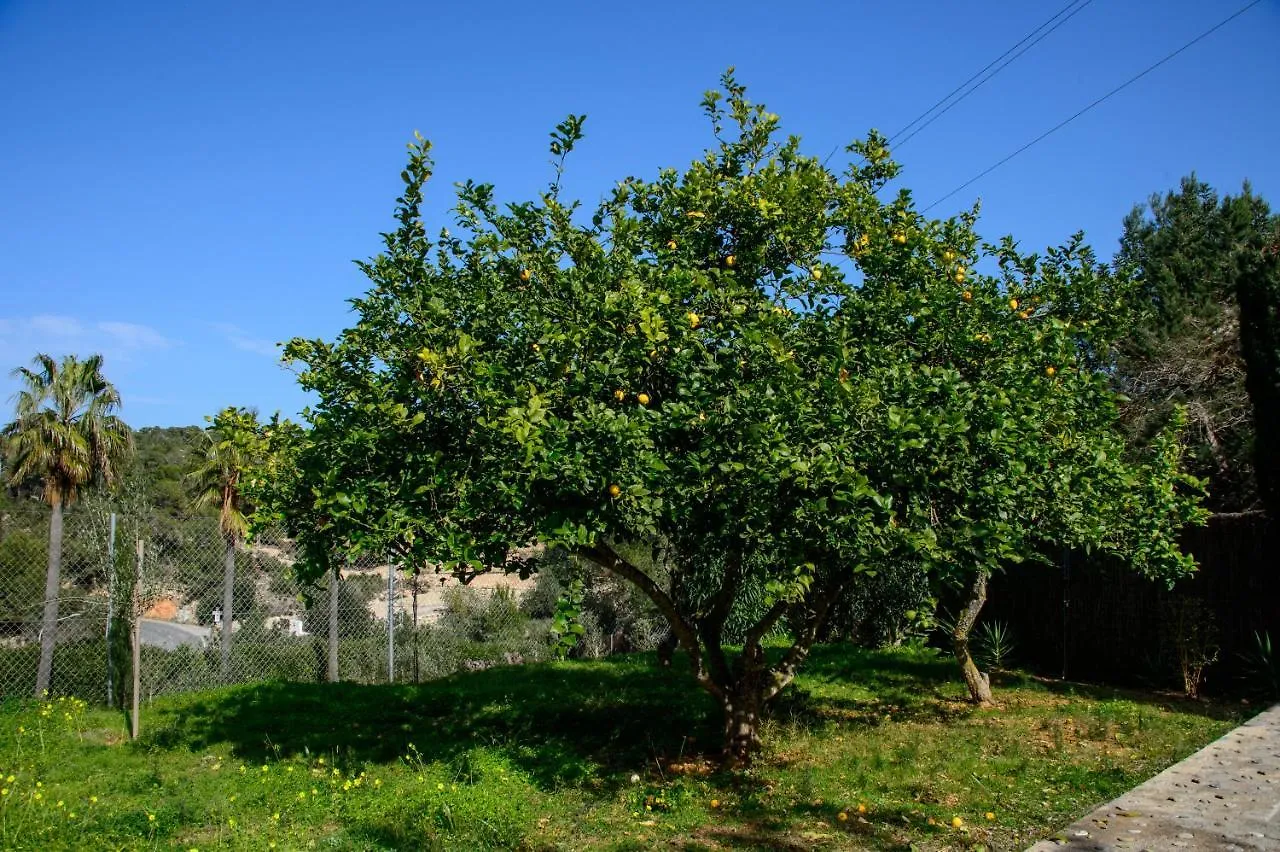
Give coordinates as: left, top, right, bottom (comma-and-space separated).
1116, 177, 1280, 515
129, 426, 206, 516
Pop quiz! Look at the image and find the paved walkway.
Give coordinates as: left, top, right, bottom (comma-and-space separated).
1028, 704, 1280, 851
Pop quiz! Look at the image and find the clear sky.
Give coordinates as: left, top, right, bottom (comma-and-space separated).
2, 0, 1277, 427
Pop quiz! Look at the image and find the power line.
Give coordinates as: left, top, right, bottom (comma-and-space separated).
892, 0, 1097, 151
923, 0, 1264, 214
822, 0, 1096, 168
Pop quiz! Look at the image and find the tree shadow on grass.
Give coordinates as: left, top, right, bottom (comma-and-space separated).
804, 642, 1247, 724
140, 653, 722, 791
996, 669, 1249, 723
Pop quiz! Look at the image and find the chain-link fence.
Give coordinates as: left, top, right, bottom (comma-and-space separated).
0, 504, 551, 705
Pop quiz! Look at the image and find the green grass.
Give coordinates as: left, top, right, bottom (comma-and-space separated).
0, 644, 1245, 850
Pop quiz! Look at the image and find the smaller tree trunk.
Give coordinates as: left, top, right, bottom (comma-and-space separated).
220, 535, 236, 682
952, 570, 993, 706
327, 565, 340, 683
35, 500, 64, 696
656, 631, 677, 667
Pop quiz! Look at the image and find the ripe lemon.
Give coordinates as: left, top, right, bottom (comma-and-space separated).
1045, 366, 1056, 377
519, 269, 531, 282
532, 343, 540, 353
893, 233, 907, 245
1020, 309, 1031, 319
837, 811, 848, 822
961, 290, 972, 302
1009, 298, 1019, 310
812, 268, 823, 281
951, 816, 964, 828
857, 803, 867, 814
637, 393, 650, 405
943, 249, 956, 262
985, 812, 996, 821
688, 312, 701, 329
710, 799, 720, 809
614, 389, 625, 401
666, 239, 677, 250
608, 484, 621, 498
725, 255, 736, 268
954, 270, 967, 284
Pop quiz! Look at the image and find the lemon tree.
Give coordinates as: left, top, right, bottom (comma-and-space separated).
280, 74, 1201, 761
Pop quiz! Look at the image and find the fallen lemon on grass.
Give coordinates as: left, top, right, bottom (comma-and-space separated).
637, 393, 650, 405
837, 811, 848, 822
710, 799, 720, 809
986, 811, 996, 821
951, 816, 964, 828
857, 803, 867, 814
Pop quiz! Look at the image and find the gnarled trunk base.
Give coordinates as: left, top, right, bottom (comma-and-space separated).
952, 570, 994, 706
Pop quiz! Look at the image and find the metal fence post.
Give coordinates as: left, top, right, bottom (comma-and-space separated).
105, 512, 117, 707
131, 538, 142, 740
327, 564, 340, 683
387, 563, 396, 683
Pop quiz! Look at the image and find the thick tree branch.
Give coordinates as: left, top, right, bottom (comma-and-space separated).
763, 575, 852, 701
578, 542, 725, 701
699, 553, 745, 689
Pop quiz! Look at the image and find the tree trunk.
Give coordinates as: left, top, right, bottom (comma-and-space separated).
220, 535, 236, 682
952, 570, 993, 706
327, 564, 340, 683
34, 501, 64, 696
721, 682, 764, 769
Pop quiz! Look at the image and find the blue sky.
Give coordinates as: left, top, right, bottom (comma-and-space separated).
1, 0, 1277, 427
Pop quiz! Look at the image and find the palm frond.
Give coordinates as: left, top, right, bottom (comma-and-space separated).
1, 353, 133, 506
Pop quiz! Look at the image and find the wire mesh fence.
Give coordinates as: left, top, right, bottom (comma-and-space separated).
0, 503, 552, 705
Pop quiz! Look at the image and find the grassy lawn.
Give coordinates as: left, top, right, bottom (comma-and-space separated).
0, 645, 1244, 851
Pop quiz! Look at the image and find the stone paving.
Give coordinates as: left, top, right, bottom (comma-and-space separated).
1028, 704, 1280, 851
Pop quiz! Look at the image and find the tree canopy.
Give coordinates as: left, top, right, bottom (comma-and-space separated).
279, 75, 1202, 761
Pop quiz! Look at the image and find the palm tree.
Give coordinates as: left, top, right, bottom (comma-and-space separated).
3, 354, 132, 696
188, 408, 257, 680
